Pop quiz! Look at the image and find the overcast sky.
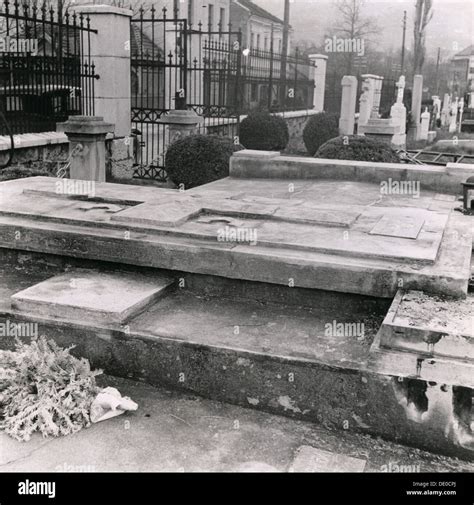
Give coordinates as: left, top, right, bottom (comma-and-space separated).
254, 0, 473, 60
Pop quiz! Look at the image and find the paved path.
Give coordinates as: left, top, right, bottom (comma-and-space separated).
1, 376, 473, 473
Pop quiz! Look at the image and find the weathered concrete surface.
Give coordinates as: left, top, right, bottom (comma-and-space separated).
11, 270, 174, 324
2, 376, 472, 473
379, 290, 473, 360
0, 177, 471, 298
229, 151, 474, 195
1, 253, 472, 460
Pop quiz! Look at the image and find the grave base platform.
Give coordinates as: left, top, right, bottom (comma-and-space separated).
1, 251, 472, 460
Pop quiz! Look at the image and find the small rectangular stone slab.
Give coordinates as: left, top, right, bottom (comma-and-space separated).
377, 290, 474, 361
370, 214, 424, 239
11, 270, 174, 325
111, 199, 202, 227
289, 446, 366, 473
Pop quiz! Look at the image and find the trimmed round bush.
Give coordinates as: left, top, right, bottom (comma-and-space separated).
239, 111, 289, 151
165, 134, 243, 189
315, 135, 401, 163
303, 112, 339, 156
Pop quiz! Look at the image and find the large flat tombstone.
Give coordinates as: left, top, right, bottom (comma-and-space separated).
0, 174, 470, 298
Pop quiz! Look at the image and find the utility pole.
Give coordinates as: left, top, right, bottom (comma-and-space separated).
279, 0, 290, 109
435, 47, 441, 94
400, 10, 407, 75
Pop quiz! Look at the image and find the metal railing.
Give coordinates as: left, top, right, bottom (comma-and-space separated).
0, 0, 99, 135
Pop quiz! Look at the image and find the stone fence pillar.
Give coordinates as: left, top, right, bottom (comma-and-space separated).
72, 5, 132, 138
339, 76, 358, 135
161, 109, 203, 147
308, 54, 328, 112
57, 116, 114, 182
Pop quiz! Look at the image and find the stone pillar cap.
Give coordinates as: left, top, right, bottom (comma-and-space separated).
71, 5, 133, 17
57, 116, 115, 135
161, 109, 204, 125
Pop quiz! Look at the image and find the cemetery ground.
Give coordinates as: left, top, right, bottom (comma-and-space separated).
1, 375, 473, 473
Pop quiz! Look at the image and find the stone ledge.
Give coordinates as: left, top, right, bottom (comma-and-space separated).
0, 132, 68, 152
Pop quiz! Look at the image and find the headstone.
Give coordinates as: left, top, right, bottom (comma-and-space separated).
432, 96, 441, 120
427, 131, 437, 143
390, 76, 407, 148
441, 93, 451, 127
449, 98, 459, 133
339, 76, 358, 135
357, 76, 374, 133
458, 98, 465, 132
411, 75, 423, 140
371, 75, 384, 118
419, 107, 430, 140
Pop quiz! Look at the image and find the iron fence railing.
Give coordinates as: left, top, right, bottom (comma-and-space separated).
0, 0, 99, 135
241, 46, 315, 113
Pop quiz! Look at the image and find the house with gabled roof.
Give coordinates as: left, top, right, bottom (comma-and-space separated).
451, 44, 474, 105
230, 0, 291, 54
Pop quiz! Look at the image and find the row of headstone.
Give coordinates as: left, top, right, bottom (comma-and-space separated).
338, 73, 407, 147
338, 73, 467, 147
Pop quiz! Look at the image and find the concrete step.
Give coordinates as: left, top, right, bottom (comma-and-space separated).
1, 260, 473, 460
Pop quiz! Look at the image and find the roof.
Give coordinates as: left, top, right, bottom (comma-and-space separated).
234, 0, 285, 26
453, 45, 474, 59
130, 24, 164, 59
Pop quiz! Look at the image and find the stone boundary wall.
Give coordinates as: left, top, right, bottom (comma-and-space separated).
205, 109, 319, 153
0, 131, 135, 180
0, 132, 69, 174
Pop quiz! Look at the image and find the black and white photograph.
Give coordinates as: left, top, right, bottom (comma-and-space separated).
0, 0, 473, 503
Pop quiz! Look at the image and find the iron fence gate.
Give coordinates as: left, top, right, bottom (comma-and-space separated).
131, 8, 241, 182
131, 7, 188, 181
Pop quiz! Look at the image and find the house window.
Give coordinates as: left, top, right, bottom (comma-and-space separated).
219, 7, 225, 31
188, 0, 194, 26
278, 39, 282, 53
208, 4, 214, 31
256, 34, 260, 49
264, 37, 268, 51
250, 32, 255, 48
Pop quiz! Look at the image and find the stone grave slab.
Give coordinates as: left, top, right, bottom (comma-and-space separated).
0, 176, 470, 298
370, 214, 425, 239
289, 446, 366, 473
11, 270, 174, 325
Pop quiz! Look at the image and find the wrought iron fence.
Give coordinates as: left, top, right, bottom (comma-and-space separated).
0, 0, 99, 135
241, 46, 315, 113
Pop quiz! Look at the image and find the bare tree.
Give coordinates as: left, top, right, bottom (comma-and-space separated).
332, 0, 379, 74
413, 0, 433, 74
